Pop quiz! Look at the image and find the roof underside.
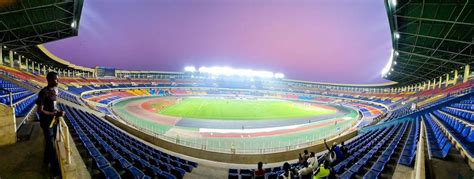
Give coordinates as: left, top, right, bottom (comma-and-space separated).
0, 0, 83, 67
385, 0, 474, 85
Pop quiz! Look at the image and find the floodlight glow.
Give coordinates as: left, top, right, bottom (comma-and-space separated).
391, 0, 397, 7
195, 66, 284, 79
394, 32, 400, 39
184, 66, 196, 72
71, 21, 76, 28
381, 49, 395, 77
275, 73, 285, 79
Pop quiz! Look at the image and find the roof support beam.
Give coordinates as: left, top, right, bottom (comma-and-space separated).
3, 28, 72, 46
398, 32, 472, 45
427, 0, 470, 60
398, 42, 474, 58
0, 16, 72, 33
397, 50, 466, 65
0, 2, 71, 16
396, 15, 474, 26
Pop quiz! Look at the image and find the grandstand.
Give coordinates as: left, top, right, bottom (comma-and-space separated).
0, 0, 473, 179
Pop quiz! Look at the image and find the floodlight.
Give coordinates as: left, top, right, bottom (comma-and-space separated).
193, 66, 284, 79
381, 49, 395, 76
275, 73, 285, 79
394, 32, 400, 39
71, 20, 76, 28
391, 0, 397, 7
184, 66, 196, 72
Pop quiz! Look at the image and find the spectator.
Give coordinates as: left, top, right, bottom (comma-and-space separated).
307, 152, 318, 169
340, 141, 348, 159
280, 162, 292, 179
297, 161, 313, 177
299, 149, 310, 164
324, 139, 344, 166
36, 72, 65, 178
313, 161, 331, 179
253, 162, 265, 179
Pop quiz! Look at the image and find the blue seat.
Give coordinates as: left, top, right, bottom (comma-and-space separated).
93, 155, 110, 169
371, 161, 386, 172
339, 171, 354, 179
100, 166, 121, 179
266, 172, 278, 179
468, 130, 474, 142
349, 163, 363, 173
432, 143, 451, 158
171, 167, 186, 179
159, 171, 176, 179
228, 173, 239, 179
363, 169, 380, 179
127, 166, 146, 179
118, 157, 132, 169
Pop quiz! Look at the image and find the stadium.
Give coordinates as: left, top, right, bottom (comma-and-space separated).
0, 0, 473, 179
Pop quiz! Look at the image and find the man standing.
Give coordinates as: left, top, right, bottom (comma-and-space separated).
36, 72, 65, 177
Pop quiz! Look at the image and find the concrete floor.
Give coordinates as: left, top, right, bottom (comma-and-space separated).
427, 147, 474, 179
0, 121, 50, 179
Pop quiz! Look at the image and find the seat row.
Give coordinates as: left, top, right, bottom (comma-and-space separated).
60, 104, 197, 179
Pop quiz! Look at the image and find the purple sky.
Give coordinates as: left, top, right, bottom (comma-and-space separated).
44, 0, 392, 84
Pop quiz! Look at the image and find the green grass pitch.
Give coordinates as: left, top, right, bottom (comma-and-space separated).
158, 97, 337, 120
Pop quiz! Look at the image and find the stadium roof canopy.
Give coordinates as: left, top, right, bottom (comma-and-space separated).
384, 0, 474, 85
0, 0, 83, 68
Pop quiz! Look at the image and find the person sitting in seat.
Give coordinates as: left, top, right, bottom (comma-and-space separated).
279, 162, 292, 179
340, 141, 348, 159
313, 160, 331, 179
298, 149, 310, 164
297, 160, 313, 178
307, 152, 318, 169
253, 162, 265, 179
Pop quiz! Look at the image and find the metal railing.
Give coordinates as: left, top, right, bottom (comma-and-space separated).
116, 113, 357, 154
56, 116, 72, 164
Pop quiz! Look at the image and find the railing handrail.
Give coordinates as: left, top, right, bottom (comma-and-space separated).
56, 116, 71, 164
112, 112, 357, 154
414, 118, 426, 179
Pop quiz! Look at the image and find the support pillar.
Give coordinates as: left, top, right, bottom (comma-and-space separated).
454, 70, 458, 84
31, 61, 35, 73
445, 74, 450, 87
9, 51, 13, 68
25, 59, 29, 72
438, 76, 442, 88
427, 80, 431, 90
43, 65, 47, 75
17, 55, 21, 69
464, 64, 470, 83
0, 46, 3, 65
